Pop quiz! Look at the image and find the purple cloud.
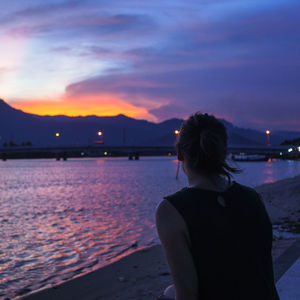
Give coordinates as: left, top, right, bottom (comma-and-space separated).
63, 3, 300, 130
2, 0, 300, 130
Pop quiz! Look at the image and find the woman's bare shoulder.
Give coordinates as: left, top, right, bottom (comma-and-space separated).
156, 199, 191, 245
156, 199, 182, 224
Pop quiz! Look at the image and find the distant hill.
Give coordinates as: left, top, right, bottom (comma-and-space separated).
0, 99, 299, 147
281, 137, 300, 146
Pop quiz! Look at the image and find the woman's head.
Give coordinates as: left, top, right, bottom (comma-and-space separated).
176, 112, 239, 181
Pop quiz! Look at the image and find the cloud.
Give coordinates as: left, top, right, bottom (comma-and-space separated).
1, 1, 156, 42
65, 73, 171, 105
149, 104, 194, 121
0, 1, 82, 25
62, 3, 300, 130
2, 1, 300, 130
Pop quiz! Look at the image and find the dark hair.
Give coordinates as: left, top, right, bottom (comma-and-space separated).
176, 112, 240, 181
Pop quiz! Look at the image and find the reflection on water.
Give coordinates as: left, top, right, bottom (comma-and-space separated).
232, 158, 300, 187
0, 157, 300, 298
263, 160, 276, 184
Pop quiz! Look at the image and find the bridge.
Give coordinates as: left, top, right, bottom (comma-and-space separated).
0, 144, 299, 160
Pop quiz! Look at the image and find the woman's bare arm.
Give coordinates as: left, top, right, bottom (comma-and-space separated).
156, 199, 199, 300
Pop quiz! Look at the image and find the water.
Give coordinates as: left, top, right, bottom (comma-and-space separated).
0, 157, 300, 298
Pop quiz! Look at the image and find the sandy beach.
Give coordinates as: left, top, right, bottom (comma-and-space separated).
23, 175, 300, 300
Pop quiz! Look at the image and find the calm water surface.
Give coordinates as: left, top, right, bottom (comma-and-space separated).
0, 157, 300, 298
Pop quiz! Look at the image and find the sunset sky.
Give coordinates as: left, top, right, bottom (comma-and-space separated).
0, 0, 300, 130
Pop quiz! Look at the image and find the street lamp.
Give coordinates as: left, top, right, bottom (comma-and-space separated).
95, 131, 104, 144
55, 132, 61, 148
265, 130, 270, 146
174, 129, 180, 180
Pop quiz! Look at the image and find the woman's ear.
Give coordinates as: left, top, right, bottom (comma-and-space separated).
176, 146, 184, 161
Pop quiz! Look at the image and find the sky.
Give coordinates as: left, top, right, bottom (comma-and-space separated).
0, 0, 300, 131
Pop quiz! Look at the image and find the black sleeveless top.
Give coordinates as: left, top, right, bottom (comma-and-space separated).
164, 181, 280, 300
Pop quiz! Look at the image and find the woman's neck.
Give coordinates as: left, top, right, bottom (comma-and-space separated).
187, 172, 229, 192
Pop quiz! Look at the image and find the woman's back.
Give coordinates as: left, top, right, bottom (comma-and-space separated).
164, 181, 279, 300
156, 113, 279, 300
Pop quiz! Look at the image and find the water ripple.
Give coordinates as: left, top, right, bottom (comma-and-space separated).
0, 157, 300, 298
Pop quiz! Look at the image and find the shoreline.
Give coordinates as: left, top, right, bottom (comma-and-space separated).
255, 175, 300, 227
22, 244, 171, 300
22, 239, 298, 300
19, 175, 300, 300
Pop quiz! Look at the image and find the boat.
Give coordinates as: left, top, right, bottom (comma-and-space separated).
231, 154, 268, 162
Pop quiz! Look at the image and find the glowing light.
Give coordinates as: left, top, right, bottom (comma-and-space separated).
168, 152, 172, 156
265, 130, 270, 135
298, 147, 300, 152
174, 130, 180, 135
280, 152, 283, 155
288, 148, 293, 152
12, 95, 151, 120
56, 133, 60, 137
104, 152, 108, 156
98, 131, 102, 136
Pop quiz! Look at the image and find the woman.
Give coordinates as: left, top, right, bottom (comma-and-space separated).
156, 113, 279, 300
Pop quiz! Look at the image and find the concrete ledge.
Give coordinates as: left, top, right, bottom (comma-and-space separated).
274, 239, 300, 283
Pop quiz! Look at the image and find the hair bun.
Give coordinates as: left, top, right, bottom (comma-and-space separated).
176, 112, 240, 179
200, 130, 224, 160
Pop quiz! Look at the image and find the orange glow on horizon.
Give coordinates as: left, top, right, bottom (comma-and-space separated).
12, 95, 152, 120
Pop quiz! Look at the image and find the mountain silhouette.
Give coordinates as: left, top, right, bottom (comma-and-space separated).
0, 99, 299, 147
